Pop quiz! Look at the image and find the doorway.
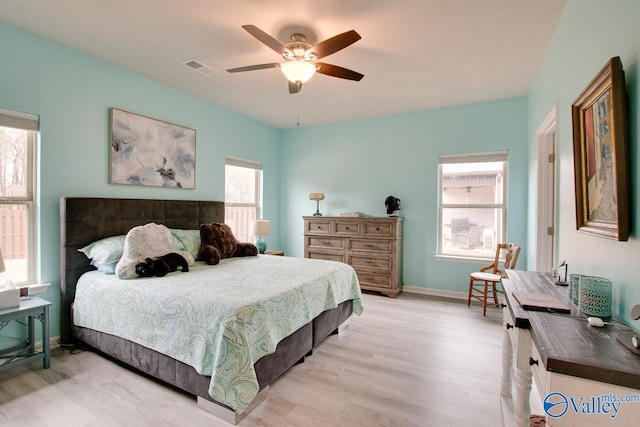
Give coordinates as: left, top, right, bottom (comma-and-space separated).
535, 106, 557, 272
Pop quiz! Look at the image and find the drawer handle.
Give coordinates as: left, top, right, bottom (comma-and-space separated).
506, 323, 513, 330
376, 227, 380, 231
501, 303, 506, 309
323, 242, 331, 246
366, 260, 375, 265
529, 357, 538, 366
365, 244, 375, 248
317, 226, 322, 229
345, 227, 349, 230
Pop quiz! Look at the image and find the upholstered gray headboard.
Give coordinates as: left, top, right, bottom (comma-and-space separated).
59, 197, 225, 345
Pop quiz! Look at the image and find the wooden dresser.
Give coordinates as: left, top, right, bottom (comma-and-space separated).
303, 216, 403, 297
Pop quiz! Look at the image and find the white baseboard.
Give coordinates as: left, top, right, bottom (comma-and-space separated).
402, 285, 468, 300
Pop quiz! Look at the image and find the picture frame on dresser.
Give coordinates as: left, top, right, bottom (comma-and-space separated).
571, 56, 630, 241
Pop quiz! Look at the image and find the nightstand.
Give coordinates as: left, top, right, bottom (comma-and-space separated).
0, 296, 51, 372
263, 250, 285, 256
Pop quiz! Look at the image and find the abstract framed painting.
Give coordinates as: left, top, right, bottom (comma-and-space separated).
571, 57, 629, 241
109, 108, 196, 189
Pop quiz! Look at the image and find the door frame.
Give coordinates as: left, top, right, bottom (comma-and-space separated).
535, 106, 557, 272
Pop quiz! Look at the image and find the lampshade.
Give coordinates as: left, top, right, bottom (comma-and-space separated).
251, 220, 271, 237
281, 60, 316, 83
0, 245, 5, 273
309, 193, 325, 201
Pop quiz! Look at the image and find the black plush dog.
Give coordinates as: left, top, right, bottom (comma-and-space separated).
135, 253, 189, 277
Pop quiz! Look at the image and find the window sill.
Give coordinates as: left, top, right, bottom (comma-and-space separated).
432, 254, 494, 265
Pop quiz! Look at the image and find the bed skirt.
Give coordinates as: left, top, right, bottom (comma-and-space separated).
73, 300, 353, 413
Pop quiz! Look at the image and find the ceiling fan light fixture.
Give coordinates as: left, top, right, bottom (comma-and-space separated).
281, 60, 316, 83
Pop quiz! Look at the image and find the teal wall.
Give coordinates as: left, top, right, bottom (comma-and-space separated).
0, 22, 282, 340
280, 98, 529, 293
528, 0, 640, 327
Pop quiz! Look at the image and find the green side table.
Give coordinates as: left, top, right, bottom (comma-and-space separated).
0, 296, 51, 372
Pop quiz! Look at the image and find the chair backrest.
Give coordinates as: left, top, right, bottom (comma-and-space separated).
490, 243, 521, 277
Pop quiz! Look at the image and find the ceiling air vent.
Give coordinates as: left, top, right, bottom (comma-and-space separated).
182, 59, 218, 76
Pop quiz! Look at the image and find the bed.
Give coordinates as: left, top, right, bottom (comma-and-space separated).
59, 197, 362, 423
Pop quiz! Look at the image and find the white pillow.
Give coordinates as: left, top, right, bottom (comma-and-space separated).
78, 235, 126, 264
115, 223, 195, 279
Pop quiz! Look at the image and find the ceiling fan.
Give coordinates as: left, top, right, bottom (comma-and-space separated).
227, 25, 364, 94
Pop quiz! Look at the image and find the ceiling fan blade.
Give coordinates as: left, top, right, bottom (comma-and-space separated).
316, 63, 364, 81
241, 25, 288, 56
226, 63, 280, 73
288, 81, 301, 94
310, 30, 361, 59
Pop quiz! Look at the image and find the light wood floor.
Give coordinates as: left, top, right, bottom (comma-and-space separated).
0, 293, 505, 426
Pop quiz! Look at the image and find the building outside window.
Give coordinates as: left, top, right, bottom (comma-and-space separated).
224, 156, 262, 243
438, 152, 507, 259
0, 108, 38, 284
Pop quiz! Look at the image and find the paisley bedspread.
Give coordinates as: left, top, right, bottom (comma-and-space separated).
73, 255, 363, 413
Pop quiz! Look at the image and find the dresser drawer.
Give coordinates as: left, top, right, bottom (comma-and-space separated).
307, 236, 345, 250
349, 254, 392, 270
308, 252, 345, 263
530, 343, 548, 401
305, 219, 332, 234
334, 220, 361, 236
349, 239, 392, 253
363, 221, 396, 238
355, 270, 392, 289
503, 305, 532, 370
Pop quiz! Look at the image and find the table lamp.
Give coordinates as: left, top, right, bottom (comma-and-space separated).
555, 260, 568, 286
251, 220, 270, 253
309, 193, 325, 216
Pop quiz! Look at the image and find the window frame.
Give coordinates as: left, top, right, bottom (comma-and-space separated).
224, 156, 263, 242
0, 108, 38, 284
436, 151, 508, 262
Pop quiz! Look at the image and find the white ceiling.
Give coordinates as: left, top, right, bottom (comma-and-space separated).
0, 0, 567, 129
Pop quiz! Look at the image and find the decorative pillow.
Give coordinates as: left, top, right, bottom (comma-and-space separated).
170, 229, 201, 261
78, 235, 126, 264
90, 259, 118, 275
116, 223, 195, 279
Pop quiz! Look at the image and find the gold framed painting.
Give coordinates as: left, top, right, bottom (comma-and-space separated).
571, 57, 629, 241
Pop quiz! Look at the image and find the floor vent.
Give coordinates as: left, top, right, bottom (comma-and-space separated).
182, 59, 218, 76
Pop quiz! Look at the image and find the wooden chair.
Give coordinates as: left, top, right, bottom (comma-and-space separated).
467, 243, 520, 316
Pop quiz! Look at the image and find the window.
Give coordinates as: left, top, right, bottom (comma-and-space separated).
224, 157, 262, 243
0, 108, 38, 284
438, 152, 507, 259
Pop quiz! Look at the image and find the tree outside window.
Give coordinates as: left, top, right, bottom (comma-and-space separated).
0, 110, 37, 284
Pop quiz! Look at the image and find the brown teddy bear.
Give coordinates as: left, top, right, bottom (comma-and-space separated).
199, 222, 258, 265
